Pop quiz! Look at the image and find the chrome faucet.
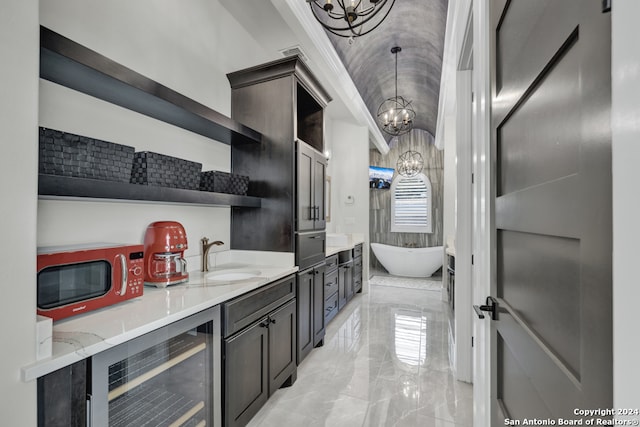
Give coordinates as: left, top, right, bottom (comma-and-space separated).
201, 237, 224, 272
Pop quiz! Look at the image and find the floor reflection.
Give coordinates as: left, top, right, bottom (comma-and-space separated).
247, 281, 473, 427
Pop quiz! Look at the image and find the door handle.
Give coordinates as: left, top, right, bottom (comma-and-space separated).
473, 296, 499, 320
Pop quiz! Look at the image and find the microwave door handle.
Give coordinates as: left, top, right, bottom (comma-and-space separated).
117, 254, 128, 296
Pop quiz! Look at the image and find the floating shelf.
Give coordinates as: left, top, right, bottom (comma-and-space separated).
40, 26, 262, 146
39, 174, 262, 208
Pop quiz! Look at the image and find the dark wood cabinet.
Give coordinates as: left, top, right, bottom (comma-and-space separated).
227, 57, 331, 260
297, 141, 326, 232
312, 266, 326, 347
353, 244, 363, 293
338, 250, 354, 310
268, 299, 297, 395
222, 275, 297, 427
38, 360, 87, 427
224, 316, 268, 427
296, 264, 326, 364
324, 254, 340, 325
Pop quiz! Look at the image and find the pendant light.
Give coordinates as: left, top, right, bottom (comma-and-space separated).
396, 150, 424, 177
377, 46, 416, 136
307, 0, 395, 39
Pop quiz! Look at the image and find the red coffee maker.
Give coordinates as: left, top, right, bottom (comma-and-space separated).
143, 221, 189, 287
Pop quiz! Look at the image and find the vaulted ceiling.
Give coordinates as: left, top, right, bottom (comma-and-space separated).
219, 0, 448, 150
320, 0, 448, 141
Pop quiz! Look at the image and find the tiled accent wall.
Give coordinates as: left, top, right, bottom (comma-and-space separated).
369, 130, 444, 272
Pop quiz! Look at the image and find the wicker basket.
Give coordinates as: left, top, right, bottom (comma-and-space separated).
228, 174, 249, 195
200, 171, 230, 193
130, 151, 202, 190
38, 127, 135, 182
200, 171, 249, 195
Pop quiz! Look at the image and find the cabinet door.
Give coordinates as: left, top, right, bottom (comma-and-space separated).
345, 262, 354, 302
38, 360, 87, 427
338, 265, 347, 310
296, 269, 314, 364
268, 299, 297, 395
312, 153, 326, 230
297, 142, 315, 232
312, 264, 326, 346
225, 320, 269, 427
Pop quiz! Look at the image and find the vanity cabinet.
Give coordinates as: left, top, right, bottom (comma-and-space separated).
221, 275, 297, 427
353, 244, 363, 293
324, 254, 339, 324
227, 56, 331, 266
296, 264, 326, 364
338, 250, 354, 310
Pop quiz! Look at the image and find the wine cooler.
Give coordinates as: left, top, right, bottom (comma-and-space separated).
90, 307, 221, 427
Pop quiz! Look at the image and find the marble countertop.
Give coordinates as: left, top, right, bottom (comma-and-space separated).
326, 236, 365, 257
22, 263, 298, 382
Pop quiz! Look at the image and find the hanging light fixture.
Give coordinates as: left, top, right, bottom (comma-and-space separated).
377, 46, 416, 136
396, 150, 424, 177
307, 0, 395, 39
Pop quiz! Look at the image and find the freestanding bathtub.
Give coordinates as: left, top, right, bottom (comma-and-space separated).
371, 243, 443, 278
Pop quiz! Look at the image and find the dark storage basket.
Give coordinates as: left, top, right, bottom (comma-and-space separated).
228, 174, 249, 195
200, 171, 230, 193
131, 151, 202, 190
39, 127, 135, 182
200, 171, 249, 195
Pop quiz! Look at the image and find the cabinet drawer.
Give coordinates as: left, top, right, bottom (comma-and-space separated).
324, 268, 339, 297
354, 256, 362, 272
223, 275, 296, 337
325, 254, 338, 272
353, 243, 363, 258
324, 292, 339, 324
354, 275, 362, 293
296, 231, 326, 270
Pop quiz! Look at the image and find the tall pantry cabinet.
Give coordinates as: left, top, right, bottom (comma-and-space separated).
227, 56, 331, 365
226, 56, 331, 267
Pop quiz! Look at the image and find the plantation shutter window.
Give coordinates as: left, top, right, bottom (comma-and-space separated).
391, 173, 432, 233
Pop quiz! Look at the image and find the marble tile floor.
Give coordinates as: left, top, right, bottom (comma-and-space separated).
247, 284, 473, 427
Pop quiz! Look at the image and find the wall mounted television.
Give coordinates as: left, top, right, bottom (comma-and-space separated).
369, 166, 394, 189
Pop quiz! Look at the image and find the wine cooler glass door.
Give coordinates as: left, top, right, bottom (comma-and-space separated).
91, 306, 221, 427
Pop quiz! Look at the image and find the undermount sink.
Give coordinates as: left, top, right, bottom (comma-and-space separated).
206, 269, 261, 282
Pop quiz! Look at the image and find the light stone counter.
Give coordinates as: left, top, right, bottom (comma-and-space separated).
325, 233, 365, 257
22, 262, 297, 381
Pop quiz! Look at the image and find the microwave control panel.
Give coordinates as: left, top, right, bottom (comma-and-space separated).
127, 254, 145, 296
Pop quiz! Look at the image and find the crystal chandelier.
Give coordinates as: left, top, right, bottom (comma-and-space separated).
377, 46, 416, 136
307, 0, 395, 38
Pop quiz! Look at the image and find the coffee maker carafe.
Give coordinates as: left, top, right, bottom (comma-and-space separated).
143, 221, 189, 287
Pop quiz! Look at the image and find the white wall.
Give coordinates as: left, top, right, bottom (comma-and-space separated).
38, 0, 274, 267
611, 1, 640, 414
0, 0, 39, 424
325, 117, 371, 283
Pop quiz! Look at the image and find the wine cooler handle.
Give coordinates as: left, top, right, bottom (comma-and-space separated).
118, 254, 128, 296
86, 393, 93, 427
